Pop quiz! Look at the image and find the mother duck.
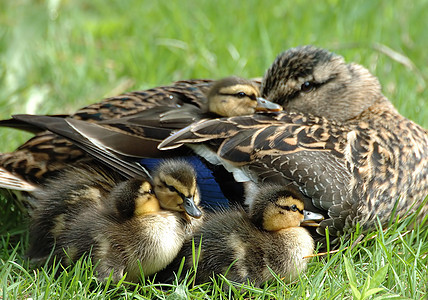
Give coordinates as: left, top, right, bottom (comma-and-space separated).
159, 46, 428, 236
1, 77, 280, 210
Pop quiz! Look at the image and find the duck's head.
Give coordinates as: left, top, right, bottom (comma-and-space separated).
152, 160, 202, 219
260, 46, 387, 122
208, 76, 282, 117
250, 184, 324, 231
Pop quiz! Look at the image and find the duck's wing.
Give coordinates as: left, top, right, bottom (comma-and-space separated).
0, 131, 88, 185
11, 114, 236, 210
159, 112, 355, 235
100, 104, 203, 129
10, 114, 163, 178
0, 79, 215, 186
0, 114, 70, 134
12, 103, 203, 160
0, 168, 37, 191
71, 79, 213, 121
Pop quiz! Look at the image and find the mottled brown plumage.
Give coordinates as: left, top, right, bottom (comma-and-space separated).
159, 46, 428, 236
28, 159, 203, 282
0, 79, 211, 189
159, 184, 322, 285
1, 77, 280, 191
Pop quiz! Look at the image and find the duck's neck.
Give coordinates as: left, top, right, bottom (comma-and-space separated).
347, 96, 400, 126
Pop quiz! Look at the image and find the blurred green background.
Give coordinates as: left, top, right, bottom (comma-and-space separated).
1, 0, 427, 153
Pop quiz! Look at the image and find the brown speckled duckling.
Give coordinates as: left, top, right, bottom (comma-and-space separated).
159, 46, 428, 237
28, 159, 203, 282
161, 184, 322, 285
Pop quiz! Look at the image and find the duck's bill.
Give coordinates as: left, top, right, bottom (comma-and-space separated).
182, 196, 202, 219
300, 210, 324, 227
255, 97, 283, 112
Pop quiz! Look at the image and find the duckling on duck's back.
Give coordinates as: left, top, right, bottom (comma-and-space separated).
206, 76, 281, 117
28, 159, 203, 283
163, 184, 322, 285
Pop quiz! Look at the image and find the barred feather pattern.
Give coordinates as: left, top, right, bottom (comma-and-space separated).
159, 103, 428, 235
0, 79, 215, 184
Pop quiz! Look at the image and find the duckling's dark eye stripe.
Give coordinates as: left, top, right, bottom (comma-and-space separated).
276, 204, 304, 214
166, 183, 187, 200
217, 92, 257, 100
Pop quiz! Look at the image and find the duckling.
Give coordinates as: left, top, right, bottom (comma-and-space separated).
160, 184, 323, 286
158, 46, 428, 237
206, 76, 281, 116
28, 159, 203, 283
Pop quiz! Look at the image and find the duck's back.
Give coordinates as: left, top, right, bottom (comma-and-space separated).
0, 79, 215, 186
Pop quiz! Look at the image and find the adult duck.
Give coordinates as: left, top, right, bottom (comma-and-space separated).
158, 46, 428, 237
0, 77, 280, 187
0, 77, 280, 209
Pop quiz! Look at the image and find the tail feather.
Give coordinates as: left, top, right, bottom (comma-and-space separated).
0, 167, 38, 191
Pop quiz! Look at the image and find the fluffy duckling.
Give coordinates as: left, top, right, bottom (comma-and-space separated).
28, 159, 203, 283
161, 184, 323, 285
159, 46, 428, 237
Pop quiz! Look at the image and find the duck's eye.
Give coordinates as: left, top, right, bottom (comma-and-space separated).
290, 205, 298, 212
301, 81, 314, 93
236, 91, 247, 98
148, 189, 154, 194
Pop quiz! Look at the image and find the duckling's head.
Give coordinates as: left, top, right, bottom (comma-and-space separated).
260, 46, 387, 122
250, 184, 324, 231
113, 179, 161, 219
152, 160, 202, 219
208, 76, 282, 117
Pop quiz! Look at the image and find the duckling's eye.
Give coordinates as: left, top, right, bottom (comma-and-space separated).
236, 91, 247, 98
301, 81, 314, 93
277, 203, 304, 214
167, 185, 177, 193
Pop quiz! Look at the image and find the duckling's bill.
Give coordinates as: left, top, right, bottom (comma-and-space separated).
300, 210, 324, 227
182, 196, 202, 218
255, 97, 283, 112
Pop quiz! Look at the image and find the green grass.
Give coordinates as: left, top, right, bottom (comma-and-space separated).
1, 0, 427, 298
